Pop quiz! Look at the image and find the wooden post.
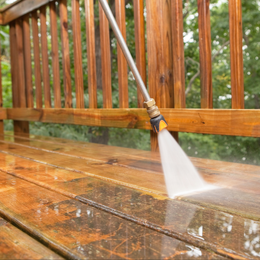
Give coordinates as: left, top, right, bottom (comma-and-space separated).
10, 22, 29, 136
229, 0, 244, 109
146, 0, 175, 151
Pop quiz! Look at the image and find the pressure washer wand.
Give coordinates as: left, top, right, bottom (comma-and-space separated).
98, 0, 168, 133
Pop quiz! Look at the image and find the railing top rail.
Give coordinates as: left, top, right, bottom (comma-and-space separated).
0, 0, 52, 25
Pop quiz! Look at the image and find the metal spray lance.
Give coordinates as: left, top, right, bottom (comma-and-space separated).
98, 0, 168, 133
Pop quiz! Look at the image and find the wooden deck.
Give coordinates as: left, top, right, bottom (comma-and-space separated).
0, 132, 259, 259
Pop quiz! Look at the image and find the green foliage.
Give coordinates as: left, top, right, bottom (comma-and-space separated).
1, 0, 260, 165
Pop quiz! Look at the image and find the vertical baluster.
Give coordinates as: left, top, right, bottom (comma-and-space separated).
172, 0, 186, 108
50, 1, 61, 108
229, 0, 244, 109
85, 0, 97, 108
40, 5, 51, 108
198, 0, 213, 108
22, 14, 34, 108
0, 32, 3, 135
59, 0, 72, 108
9, 23, 19, 108
146, 0, 174, 151
10, 21, 29, 135
72, 0, 84, 108
32, 10, 43, 108
15, 19, 27, 108
99, 0, 112, 108
133, 0, 146, 108
115, 0, 128, 108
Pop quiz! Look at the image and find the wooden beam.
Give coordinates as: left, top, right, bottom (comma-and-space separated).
0, 108, 7, 120
6, 108, 260, 137
0, 0, 50, 25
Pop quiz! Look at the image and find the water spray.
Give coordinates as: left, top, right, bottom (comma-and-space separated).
98, 0, 167, 133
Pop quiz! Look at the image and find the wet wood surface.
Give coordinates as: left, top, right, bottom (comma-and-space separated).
0, 134, 259, 258
0, 170, 223, 259
0, 217, 64, 259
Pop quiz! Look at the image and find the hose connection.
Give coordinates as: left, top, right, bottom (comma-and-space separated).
144, 99, 168, 133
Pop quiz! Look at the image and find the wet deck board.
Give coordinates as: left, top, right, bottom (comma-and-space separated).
1, 134, 260, 219
0, 133, 260, 258
0, 153, 258, 259
0, 171, 224, 259
0, 217, 63, 259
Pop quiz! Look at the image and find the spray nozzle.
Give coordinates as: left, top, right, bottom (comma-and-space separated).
144, 99, 168, 133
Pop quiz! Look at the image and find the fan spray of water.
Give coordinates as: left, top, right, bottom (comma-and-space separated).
158, 129, 214, 198
99, 0, 215, 199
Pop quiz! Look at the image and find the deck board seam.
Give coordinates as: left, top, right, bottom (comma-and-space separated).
0, 167, 252, 259
0, 138, 164, 175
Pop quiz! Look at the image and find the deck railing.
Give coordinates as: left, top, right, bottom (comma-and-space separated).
0, 0, 259, 151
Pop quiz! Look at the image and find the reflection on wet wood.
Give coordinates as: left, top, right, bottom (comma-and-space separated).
0, 152, 259, 259
0, 172, 221, 259
0, 217, 63, 259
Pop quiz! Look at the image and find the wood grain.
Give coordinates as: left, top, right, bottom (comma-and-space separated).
133, 0, 146, 108
59, 0, 72, 108
0, 171, 221, 259
146, 0, 175, 151
15, 19, 26, 108
85, 0, 97, 108
0, 140, 257, 259
72, 0, 84, 108
9, 23, 19, 108
229, 0, 244, 109
22, 14, 34, 108
32, 10, 43, 109
49, 1, 61, 108
5, 108, 260, 137
0, 0, 50, 25
172, 0, 186, 109
40, 5, 51, 108
0, 217, 64, 259
115, 0, 128, 108
0, 35, 3, 134
10, 22, 29, 136
198, 0, 213, 108
99, 1, 112, 108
